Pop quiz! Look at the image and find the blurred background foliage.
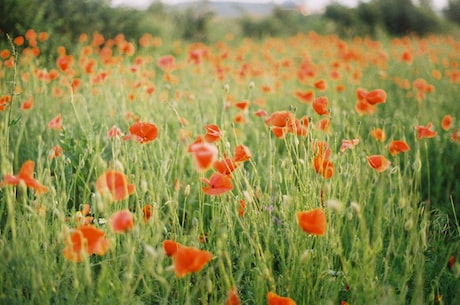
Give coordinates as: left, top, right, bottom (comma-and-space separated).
1, 0, 460, 51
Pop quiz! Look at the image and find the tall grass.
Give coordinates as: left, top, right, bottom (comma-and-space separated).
0, 31, 459, 304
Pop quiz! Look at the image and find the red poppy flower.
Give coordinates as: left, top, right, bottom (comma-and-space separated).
365, 89, 387, 105
201, 172, 233, 195
370, 128, 386, 142
163, 240, 180, 257
267, 291, 297, 305
107, 125, 122, 138
297, 208, 327, 236
239, 199, 246, 217
127, 121, 158, 143
142, 204, 153, 223
312, 96, 329, 116
340, 139, 360, 152
313, 141, 331, 160
95, 170, 135, 201
48, 145, 63, 159
441, 115, 452, 131
0, 160, 48, 194
62, 225, 110, 262
233, 144, 251, 162
314, 79, 327, 91
48, 114, 63, 131
157, 55, 176, 72
367, 155, 391, 173
416, 123, 437, 139
163, 240, 213, 277
110, 210, 134, 233
21, 96, 34, 110
214, 157, 239, 175
226, 287, 241, 305
294, 89, 314, 103
268, 111, 296, 128
204, 124, 222, 143
388, 140, 410, 156
313, 157, 334, 179
188, 142, 218, 173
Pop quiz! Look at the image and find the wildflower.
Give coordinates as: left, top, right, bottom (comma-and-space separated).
367, 155, 391, 173
0, 160, 48, 194
313, 157, 334, 179
163, 240, 213, 277
233, 144, 251, 162
157, 55, 176, 72
312, 96, 329, 116
95, 170, 135, 202
314, 79, 326, 91
239, 199, 246, 217
370, 128, 386, 142
75, 204, 93, 225
441, 115, 452, 131
340, 139, 360, 152
142, 204, 153, 223
21, 96, 34, 110
110, 210, 134, 233
416, 123, 437, 139
297, 208, 327, 236
204, 124, 222, 143
295, 89, 314, 103
48, 114, 63, 131
268, 111, 296, 128
62, 225, 110, 262
163, 240, 180, 257
267, 291, 297, 305
388, 140, 410, 156
226, 287, 241, 305
201, 172, 233, 195
107, 125, 122, 138
188, 142, 218, 173
214, 156, 239, 176
317, 117, 330, 133
365, 89, 387, 105
126, 121, 158, 144
48, 145, 63, 159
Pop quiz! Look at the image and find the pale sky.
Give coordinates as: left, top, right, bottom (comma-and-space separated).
111, 0, 449, 12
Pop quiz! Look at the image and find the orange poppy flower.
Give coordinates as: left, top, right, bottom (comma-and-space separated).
188, 142, 218, 173
365, 89, 387, 105
233, 144, 251, 162
388, 140, 410, 156
370, 128, 386, 142
268, 111, 296, 128
235, 100, 250, 111
95, 170, 135, 201
267, 291, 297, 305
127, 121, 158, 143
107, 125, 123, 139
313, 141, 331, 160
201, 172, 233, 195
48, 145, 63, 159
367, 155, 391, 173
441, 115, 452, 131
313, 157, 334, 179
142, 204, 153, 223
355, 98, 376, 115
157, 55, 176, 72
297, 208, 326, 236
62, 225, 110, 262
214, 157, 239, 176
21, 96, 34, 110
340, 139, 360, 152
314, 79, 327, 91
204, 124, 222, 143
0, 160, 48, 194
239, 199, 246, 217
316, 117, 331, 133
312, 96, 329, 116
110, 210, 134, 233
288, 117, 308, 137
254, 109, 268, 117
416, 123, 437, 139
226, 287, 241, 305
163, 240, 213, 277
294, 89, 314, 103
48, 114, 63, 131
163, 240, 180, 257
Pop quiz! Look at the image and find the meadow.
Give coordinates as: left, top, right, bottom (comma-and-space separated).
0, 30, 459, 305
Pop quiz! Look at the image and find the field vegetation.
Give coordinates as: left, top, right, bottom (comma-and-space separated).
1, 0, 460, 304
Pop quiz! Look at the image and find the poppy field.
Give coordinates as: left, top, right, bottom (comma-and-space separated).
1, 30, 460, 304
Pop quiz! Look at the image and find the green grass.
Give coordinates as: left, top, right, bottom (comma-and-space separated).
0, 32, 459, 304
